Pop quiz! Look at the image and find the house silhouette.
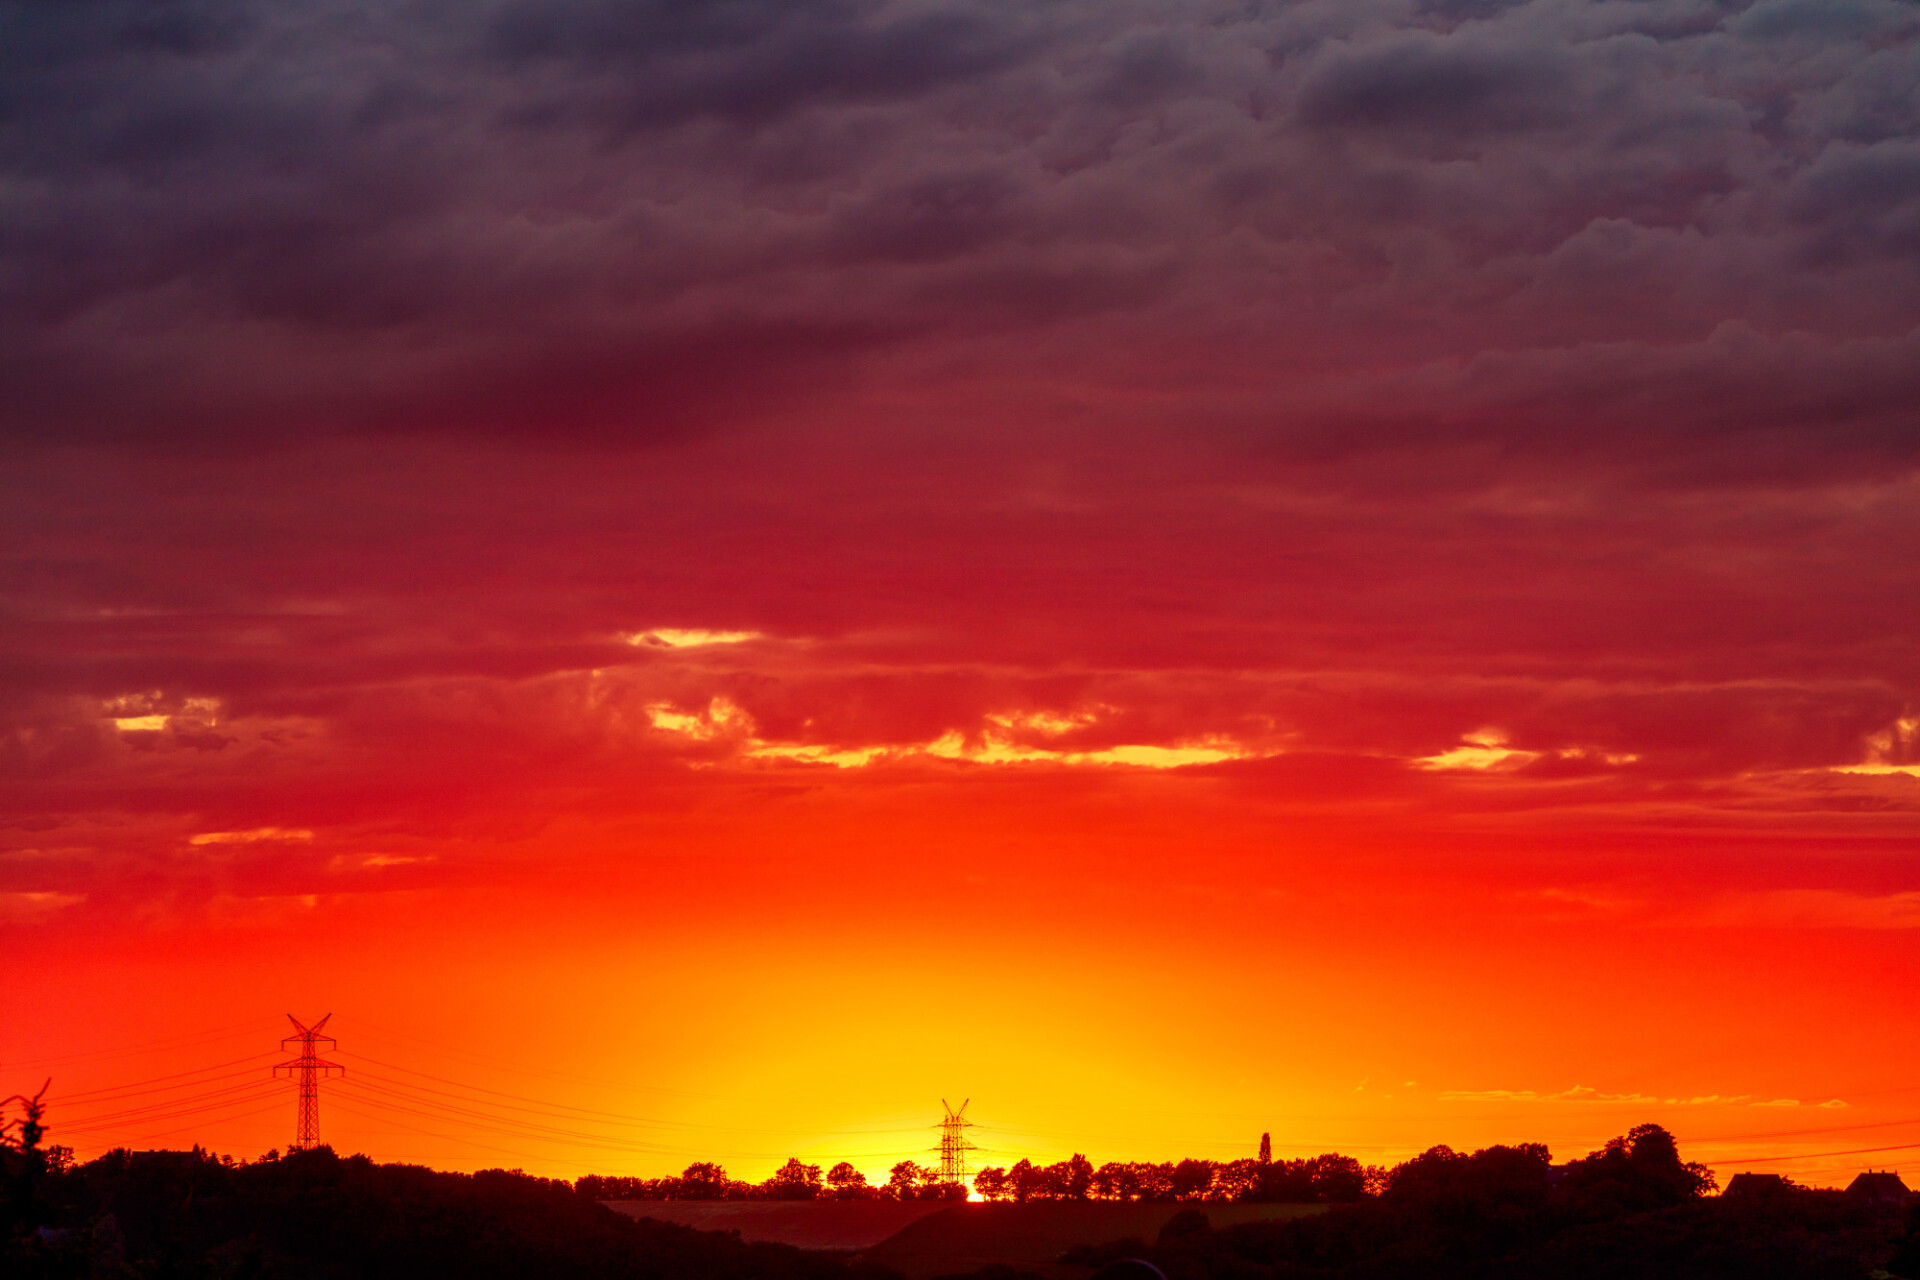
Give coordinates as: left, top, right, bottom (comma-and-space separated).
1723, 1172, 1790, 1198
1845, 1171, 1912, 1203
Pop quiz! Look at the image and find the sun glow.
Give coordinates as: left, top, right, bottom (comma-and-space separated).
624, 629, 763, 648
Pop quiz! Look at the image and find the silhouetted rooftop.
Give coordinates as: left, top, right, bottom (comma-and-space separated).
1723, 1172, 1790, 1197
1845, 1171, 1912, 1203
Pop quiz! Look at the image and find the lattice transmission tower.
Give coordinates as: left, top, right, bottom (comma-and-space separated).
937, 1098, 979, 1186
273, 1014, 344, 1151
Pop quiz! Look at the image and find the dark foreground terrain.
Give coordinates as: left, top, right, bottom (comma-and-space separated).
1061, 1141, 1920, 1280
8, 1128, 1920, 1279
5, 1145, 900, 1280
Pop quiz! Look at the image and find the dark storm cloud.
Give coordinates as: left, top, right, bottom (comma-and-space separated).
1254, 325, 1920, 487
1416, 0, 1534, 21
824, 167, 1025, 262
487, 0, 1043, 129
3, 0, 1918, 458
1788, 140, 1920, 259
1294, 32, 1572, 134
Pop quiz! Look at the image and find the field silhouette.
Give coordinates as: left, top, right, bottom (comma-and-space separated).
8, 1112, 1920, 1278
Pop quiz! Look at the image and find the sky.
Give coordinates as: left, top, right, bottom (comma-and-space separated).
5, 0, 1920, 1190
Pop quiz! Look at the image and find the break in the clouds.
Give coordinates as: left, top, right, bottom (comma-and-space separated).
4, 0, 1920, 919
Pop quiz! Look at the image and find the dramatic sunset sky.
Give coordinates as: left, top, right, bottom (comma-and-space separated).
5, 0, 1920, 1190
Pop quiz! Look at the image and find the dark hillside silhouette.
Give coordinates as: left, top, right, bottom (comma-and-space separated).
1062, 1126, 1913, 1280
13, 1105, 1920, 1280
7, 1145, 902, 1280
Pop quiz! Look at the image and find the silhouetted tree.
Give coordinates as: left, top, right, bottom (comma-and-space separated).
827, 1161, 872, 1200
1062, 1153, 1095, 1200
1170, 1158, 1216, 1200
972, 1166, 1010, 1201
1, 1078, 58, 1266
679, 1161, 730, 1200
763, 1157, 823, 1200
1561, 1123, 1716, 1212
1216, 1157, 1259, 1201
888, 1160, 930, 1201
1007, 1158, 1039, 1202
1305, 1152, 1369, 1202
1093, 1162, 1145, 1201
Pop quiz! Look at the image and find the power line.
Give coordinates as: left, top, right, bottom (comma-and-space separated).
937, 1098, 978, 1186
0, 1020, 281, 1069
51, 1056, 281, 1106
1687, 1115, 1920, 1144
332, 1081, 737, 1158
336, 1049, 928, 1138
1712, 1140, 1920, 1165
125, 1099, 291, 1145
337, 1071, 725, 1153
324, 1095, 586, 1168
55, 1086, 289, 1137
72, 1014, 1920, 1186
334, 1074, 933, 1167
336, 1048, 925, 1137
54, 1078, 286, 1128
336, 1052, 717, 1131
348, 1020, 704, 1099
273, 1015, 342, 1152
44, 1019, 930, 1169
334, 1076, 716, 1157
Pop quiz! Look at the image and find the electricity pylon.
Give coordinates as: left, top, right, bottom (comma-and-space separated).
273, 1014, 343, 1151
937, 1098, 978, 1186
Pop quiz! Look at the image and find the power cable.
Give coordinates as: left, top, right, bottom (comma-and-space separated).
1711, 1140, 1920, 1165
57, 1079, 284, 1128
330, 1081, 736, 1159
50, 1057, 281, 1105
342, 1070, 725, 1153
349, 1021, 704, 1099
56, 1086, 289, 1137
0, 1020, 280, 1069
336, 1053, 709, 1130
323, 1095, 604, 1169
1686, 1114, 1920, 1144
126, 1098, 290, 1145
336, 1049, 926, 1138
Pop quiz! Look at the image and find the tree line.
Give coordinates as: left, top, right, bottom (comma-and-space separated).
972, 1150, 1374, 1202
575, 1158, 967, 1203
575, 1139, 1383, 1204
1059, 1125, 1920, 1280
16, 1092, 1920, 1280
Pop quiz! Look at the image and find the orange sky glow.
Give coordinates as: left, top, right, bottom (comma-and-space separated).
7, 0, 1920, 1201
13, 701, 1920, 1188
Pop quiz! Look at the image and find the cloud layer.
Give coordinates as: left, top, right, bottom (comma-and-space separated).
4, 0, 1920, 923
3, 0, 1918, 460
